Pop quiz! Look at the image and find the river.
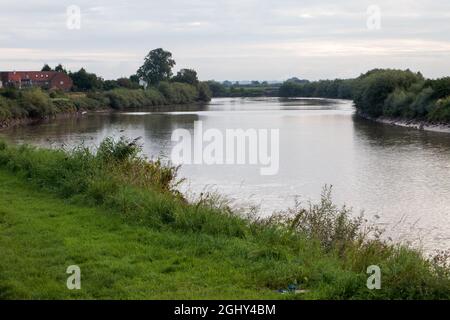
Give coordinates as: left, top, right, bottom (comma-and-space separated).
1, 97, 449, 253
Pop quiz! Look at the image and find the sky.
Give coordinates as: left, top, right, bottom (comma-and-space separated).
1, 0, 450, 81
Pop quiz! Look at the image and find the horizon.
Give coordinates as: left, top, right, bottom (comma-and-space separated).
1, 1, 450, 81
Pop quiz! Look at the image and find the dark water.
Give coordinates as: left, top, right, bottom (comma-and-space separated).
2, 97, 450, 252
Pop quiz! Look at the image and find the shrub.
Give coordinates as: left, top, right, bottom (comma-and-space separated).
19, 88, 55, 118
51, 98, 77, 113
197, 82, 212, 102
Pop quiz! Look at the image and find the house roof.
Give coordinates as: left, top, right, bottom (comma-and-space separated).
0, 71, 64, 82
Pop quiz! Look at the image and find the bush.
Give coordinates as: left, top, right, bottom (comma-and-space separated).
197, 82, 212, 101
71, 96, 104, 110
19, 88, 55, 118
51, 98, 77, 113
0, 96, 13, 121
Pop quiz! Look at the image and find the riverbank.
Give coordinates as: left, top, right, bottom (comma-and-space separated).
0, 109, 96, 130
279, 69, 450, 127
0, 137, 449, 299
358, 112, 450, 134
0, 82, 211, 130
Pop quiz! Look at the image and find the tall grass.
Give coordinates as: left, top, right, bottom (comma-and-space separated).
0, 138, 448, 299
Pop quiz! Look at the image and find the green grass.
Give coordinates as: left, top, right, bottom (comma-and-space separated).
0, 169, 284, 299
0, 138, 449, 299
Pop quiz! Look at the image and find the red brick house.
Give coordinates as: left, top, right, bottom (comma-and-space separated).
0, 71, 73, 91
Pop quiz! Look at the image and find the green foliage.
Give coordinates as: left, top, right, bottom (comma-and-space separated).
97, 136, 141, 162
103, 78, 141, 91
428, 96, 450, 122
279, 69, 450, 123
425, 77, 450, 99
106, 88, 163, 109
50, 98, 76, 113
137, 48, 176, 85
197, 82, 212, 101
279, 79, 354, 99
69, 68, 104, 91
275, 187, 364, 253
0, 81, 209, 122
71, 96, 105, 111
206, 81, 228, 97
19, 88, 56, 118
54, 64, 67, 74
172, 68, 199, 85
206, 81, 280, 98
353, 69, 423, 117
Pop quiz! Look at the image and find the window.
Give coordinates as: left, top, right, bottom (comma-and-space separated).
60, 81, 64, 85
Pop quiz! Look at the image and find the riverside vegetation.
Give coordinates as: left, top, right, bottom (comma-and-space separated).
0, 82, 211, 125
0, 137, 449, 299
279, 69, 450, 123
0, 48, 212, 126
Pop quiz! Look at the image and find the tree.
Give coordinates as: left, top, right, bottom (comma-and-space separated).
353, 69, 423, 117
41, 64, 52, 71
137, 48, 176, 85
117, 77, 140, 89
55, 64, 67, 74
206, 81, 226, 97
103, 80, 119, 91
129, 74, 140, 84
69, 68, 103, 91
172, 68, 198, 85
425, 77, 450, 100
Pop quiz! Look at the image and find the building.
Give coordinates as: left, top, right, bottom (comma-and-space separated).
0, 71, 73, 91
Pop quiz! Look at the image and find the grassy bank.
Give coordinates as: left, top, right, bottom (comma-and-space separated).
0, 138, 449, 299
0, 82, 211, 127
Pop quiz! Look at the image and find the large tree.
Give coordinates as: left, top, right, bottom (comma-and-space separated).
137, 48, 176, 85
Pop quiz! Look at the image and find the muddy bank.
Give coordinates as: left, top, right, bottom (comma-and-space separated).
358, 113, 450, 134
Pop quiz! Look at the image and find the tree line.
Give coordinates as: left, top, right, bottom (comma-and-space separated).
1, 49, 212, 124
40, 48, 211, 97
279, 69, 450, 122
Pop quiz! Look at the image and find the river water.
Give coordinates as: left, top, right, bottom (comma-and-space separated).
1, 97, 449, 253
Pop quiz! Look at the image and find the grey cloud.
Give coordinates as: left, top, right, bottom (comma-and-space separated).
0, 0, 449, 80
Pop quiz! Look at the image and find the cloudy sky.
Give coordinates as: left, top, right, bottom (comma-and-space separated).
1, 0, 450, 81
